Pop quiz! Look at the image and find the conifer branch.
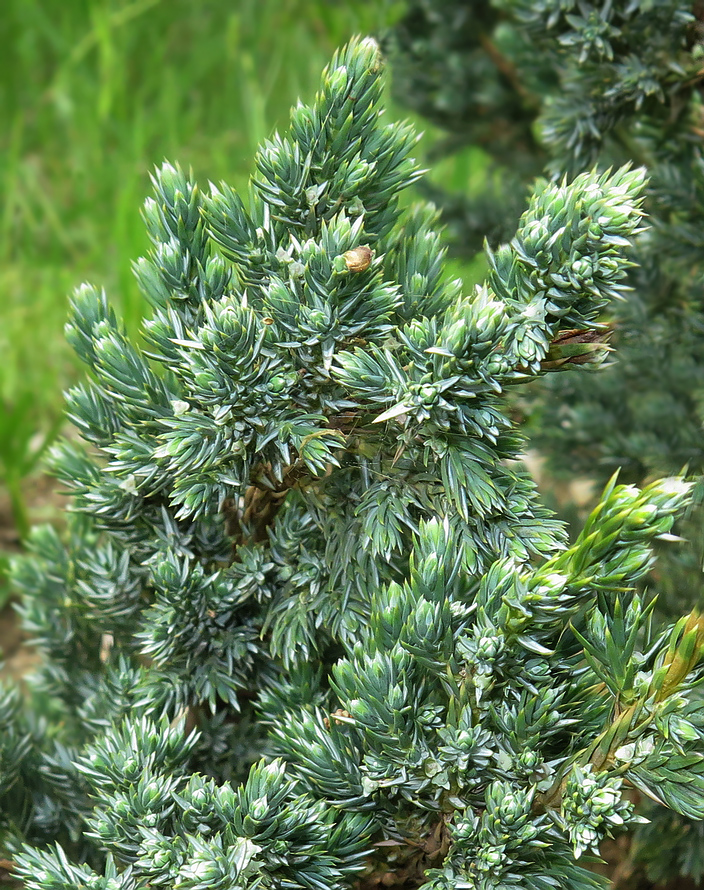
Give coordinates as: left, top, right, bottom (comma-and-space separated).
1, 34, 703, 890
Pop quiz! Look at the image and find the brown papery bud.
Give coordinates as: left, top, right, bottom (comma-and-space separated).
343, 245, 373, 272
541, 328, 612, 370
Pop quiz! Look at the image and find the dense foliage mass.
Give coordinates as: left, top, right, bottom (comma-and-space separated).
388, 3, 704, 882
389, 0, 704, 584
1, 36, 704, 890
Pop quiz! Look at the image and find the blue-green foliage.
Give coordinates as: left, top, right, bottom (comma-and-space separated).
389, 0, 704, 494
389, 9, 704, 880
1, 36, 704, 890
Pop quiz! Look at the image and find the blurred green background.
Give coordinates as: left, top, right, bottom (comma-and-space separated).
0, 0, 487, 600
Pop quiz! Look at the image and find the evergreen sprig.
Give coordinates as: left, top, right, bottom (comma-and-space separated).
388, 8, 704, 879
1, 36, 703, 890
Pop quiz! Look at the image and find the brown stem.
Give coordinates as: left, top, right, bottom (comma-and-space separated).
479, 34, 539, 108
223, 462, 307, 546
355, 817, 452, 889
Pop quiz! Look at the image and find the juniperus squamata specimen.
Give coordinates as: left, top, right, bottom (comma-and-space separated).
2, 37, 704, 890
388, 0, 704, 607
389, 13, 704, 876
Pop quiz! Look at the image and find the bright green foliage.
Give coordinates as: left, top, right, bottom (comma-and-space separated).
2, 37, 704, 890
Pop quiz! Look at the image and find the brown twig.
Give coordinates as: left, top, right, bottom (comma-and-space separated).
479, 34, 539, 108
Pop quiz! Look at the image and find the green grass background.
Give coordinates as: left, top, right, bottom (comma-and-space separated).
0, 0, 485, 560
